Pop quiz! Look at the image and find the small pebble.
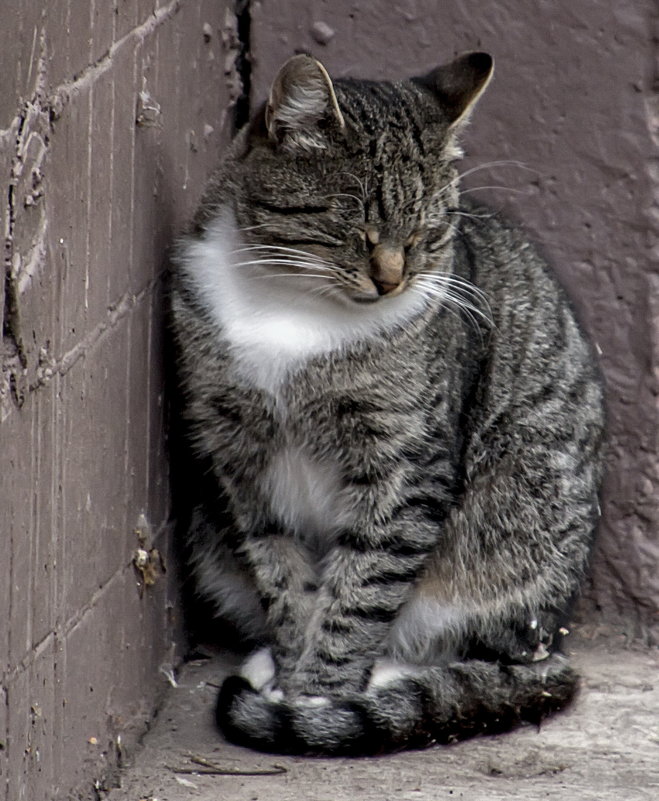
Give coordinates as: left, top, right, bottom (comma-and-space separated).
310, 21, 335, 45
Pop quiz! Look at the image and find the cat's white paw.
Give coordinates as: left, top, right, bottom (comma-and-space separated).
239, 647, 276, 691
294, 694, 331, 708
367, 658, 423, 691
262, 685, 284, 702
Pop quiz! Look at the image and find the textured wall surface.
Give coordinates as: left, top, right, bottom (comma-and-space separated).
248, 0, 659, 634
0, 2, 234, 799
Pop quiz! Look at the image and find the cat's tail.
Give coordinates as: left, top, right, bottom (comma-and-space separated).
216, 655, 578, 756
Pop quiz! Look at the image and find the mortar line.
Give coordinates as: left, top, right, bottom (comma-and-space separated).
27, 277, 163, 393
0, 510, 169, 690
48, 0, 182, 104
0, 630, 56, 692
57, 518, 174, 642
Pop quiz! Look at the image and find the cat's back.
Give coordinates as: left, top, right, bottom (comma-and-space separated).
455, 202, 594, 351
449, 202, 603, 453
457, 202, 560, 304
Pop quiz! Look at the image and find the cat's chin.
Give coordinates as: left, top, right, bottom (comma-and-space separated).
348, 288, 408, 305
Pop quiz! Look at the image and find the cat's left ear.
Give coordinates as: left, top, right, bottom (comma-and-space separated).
414, 52, 494, 129
266, 54, 345, 152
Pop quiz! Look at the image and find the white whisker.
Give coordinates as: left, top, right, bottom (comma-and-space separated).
246, 273, 330, 281
308, 283, 341, 299
235, 223, 274, 233
436, 160, 534, 202
417, 272, 490, 306
232, 243, 335, 258
429, 292, 490, 329
459, 185, 527, 197
414, 274, 494, 330
408, 286, 465, 327
231, 258, 338, 274
445, 208, 495, 221
456, 160, 534, 182
232, 258, 329, 268
230, 245, 339, 270
418, 287, 487, 339
336, 171, 368, 203
325, 192, 365, 209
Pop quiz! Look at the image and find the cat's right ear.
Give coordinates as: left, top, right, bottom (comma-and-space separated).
265, 55, 345, 152
414, 52, 494, 129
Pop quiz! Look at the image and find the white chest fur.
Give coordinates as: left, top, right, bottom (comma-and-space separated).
263, 446, 352, 557
177, 214, 426, 398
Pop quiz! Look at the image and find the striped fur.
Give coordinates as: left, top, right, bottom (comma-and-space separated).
170, 54, 605, 755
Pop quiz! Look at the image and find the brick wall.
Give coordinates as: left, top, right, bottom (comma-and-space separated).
0, 2, 235, 798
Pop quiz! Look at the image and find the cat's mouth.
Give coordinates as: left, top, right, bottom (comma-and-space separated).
350, 280, 408, 304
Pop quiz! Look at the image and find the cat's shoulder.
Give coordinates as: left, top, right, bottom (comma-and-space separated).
458, 201, 562, 293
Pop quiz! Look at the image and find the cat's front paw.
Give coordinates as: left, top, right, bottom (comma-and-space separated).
239, 647, 285, 701
367, 658, 423, 691
239, 647, 276, 691
293, 694, 331, 708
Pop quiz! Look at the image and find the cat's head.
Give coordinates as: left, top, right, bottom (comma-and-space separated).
227, 52, 493, 306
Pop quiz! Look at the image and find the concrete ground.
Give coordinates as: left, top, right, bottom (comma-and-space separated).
103, 628, 658, 801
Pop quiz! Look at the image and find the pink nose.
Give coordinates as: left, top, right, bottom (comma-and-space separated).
370, 244, 405, 294
372, 278, 399, 295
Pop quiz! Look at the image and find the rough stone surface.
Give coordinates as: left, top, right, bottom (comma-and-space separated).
249, 0, 659, 636
103, 631, 659, 801
0, 2, 235, 799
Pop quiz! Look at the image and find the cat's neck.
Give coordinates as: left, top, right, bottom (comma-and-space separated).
178, 213, 428, 397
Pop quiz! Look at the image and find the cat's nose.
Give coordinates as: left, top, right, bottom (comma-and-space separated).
370, 245, 405, 295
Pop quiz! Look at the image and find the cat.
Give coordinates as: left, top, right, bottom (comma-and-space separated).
170, 51, 605, 756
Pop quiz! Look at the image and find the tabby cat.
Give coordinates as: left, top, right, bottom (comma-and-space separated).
170, 52, 605, 755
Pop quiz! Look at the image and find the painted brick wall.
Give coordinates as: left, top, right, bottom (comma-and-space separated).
0, 2, 235, 799
248, 0, 659, 635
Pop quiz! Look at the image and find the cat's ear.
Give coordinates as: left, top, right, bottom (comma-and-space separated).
414, 52, 494, 129
266, 55, 345, 152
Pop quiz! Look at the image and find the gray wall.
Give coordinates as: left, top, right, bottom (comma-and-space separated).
1, 1, 656, 799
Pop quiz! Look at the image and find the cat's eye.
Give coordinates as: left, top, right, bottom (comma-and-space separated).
405, 231, 424, 250
426, 228, 453, 253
